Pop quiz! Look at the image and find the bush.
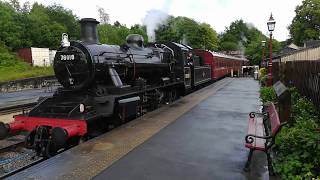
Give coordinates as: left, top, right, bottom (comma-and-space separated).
259, 75, 268, 86
259, 67, 267, 78
274, 120, 320, 179
274, 87, 320, 179
260, 87, 276, 103
259, 68, 268, 86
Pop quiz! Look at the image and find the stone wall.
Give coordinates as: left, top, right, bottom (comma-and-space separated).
0, 76, 59, 92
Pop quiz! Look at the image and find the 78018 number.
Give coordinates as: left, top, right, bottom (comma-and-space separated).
60, 54, 75, 61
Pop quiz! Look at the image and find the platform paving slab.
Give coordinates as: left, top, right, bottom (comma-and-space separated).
94, 78, 269, 180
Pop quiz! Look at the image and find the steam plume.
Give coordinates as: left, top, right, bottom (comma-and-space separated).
142, 9, 168, 42
142, 0, 172, 42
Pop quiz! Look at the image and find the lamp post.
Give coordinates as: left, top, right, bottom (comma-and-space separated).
261, 40, 266, 67
267, 13, 276, 86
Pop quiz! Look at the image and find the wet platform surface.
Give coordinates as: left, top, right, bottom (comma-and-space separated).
94, 78, 267, 180
7, 78, 269, 180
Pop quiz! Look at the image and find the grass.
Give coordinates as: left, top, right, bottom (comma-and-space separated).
0, 41, 54, 82
0, 65, 54, 82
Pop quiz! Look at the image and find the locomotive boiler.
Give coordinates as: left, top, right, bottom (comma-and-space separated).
55, 18, 175, 91
0, 18, 220, 157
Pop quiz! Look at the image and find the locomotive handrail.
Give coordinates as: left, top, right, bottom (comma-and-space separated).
156, 44, 175, 57
68, 104, 80, 117
98, 51, 128, 60
127, 49, 136, 80
98, 50, 155, 57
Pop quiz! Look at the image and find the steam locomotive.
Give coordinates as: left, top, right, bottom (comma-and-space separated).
0, 18, 247, 157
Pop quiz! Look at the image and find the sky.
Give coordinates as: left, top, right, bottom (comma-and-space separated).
18, 0, 303, 41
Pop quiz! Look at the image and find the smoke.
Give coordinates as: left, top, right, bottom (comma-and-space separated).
237, 32, 246, 58
238, 41, 245, 58
246, 22, 255, 30
142, 0, 172, 42
182, 34, 188, 44
142, 9, 168, 42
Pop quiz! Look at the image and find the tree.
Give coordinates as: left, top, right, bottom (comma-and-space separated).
289, 0, 320, 45
219, 19, 281, 65
46, 4, 80, 40
155, 16, 219, 50
155, 16, 180, 43
21, 1, 31, 13
0, 1, 24, 49
9, 0, 20, 12
98, 23, 148, 45
97, 7, 109, 24
130, 24, 148, 42
197, 23, 219, 50
219, 20, 251, 52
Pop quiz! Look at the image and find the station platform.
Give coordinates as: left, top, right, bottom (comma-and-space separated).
0, 88, 54, 109
7, 78, 269, 180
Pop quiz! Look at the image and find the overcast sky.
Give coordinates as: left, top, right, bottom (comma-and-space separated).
18, 0, 303, 41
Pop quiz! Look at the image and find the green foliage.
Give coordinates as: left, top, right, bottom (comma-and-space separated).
0, 66, 53, 82
198, 23, 219, 50
274, 87, 320, 179
259, 68, 268, 86
98, 24, 147, 45
0, 1, 24, 49
218, 19, 281, 65
219, 20, 250, 52
259, 75, 268, 86
155, 16, 219, 51
0, 42, 53, 82
260, 87, 276, 103
289, 0, 320, 46
259, 68, 267, 77
0, 1, 79, 49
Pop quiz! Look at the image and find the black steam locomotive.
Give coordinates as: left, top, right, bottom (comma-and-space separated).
0, 18, 212, 157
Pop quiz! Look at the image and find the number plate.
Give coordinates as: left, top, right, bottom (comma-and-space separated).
60, 54, 75, 61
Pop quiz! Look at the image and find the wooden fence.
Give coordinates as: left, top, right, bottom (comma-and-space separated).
273, 60, 320, 109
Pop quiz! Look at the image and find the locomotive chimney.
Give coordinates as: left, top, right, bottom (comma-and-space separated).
79, 18, 100, 44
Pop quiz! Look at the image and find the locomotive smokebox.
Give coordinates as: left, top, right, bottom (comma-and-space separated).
80, 18, 100, 44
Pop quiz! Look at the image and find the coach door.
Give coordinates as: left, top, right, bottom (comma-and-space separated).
193, 55, 211, 86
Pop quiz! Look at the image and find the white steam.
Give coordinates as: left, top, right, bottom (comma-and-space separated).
142, 9, 168, 42
246, 22, 255, 30
142, 0, 172, 42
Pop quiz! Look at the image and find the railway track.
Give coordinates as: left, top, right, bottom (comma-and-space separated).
0, 102, 36, 116
0, 135, 44, 179
0, 135, 25, 153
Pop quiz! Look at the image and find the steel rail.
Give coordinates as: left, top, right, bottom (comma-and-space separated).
0, 102, 37, 116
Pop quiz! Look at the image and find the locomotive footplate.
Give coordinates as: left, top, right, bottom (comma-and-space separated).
7, 78, 232, 180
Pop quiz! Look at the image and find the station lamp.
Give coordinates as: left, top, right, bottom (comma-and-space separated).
267, 14, 276, 32
267, 13, 276, 86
